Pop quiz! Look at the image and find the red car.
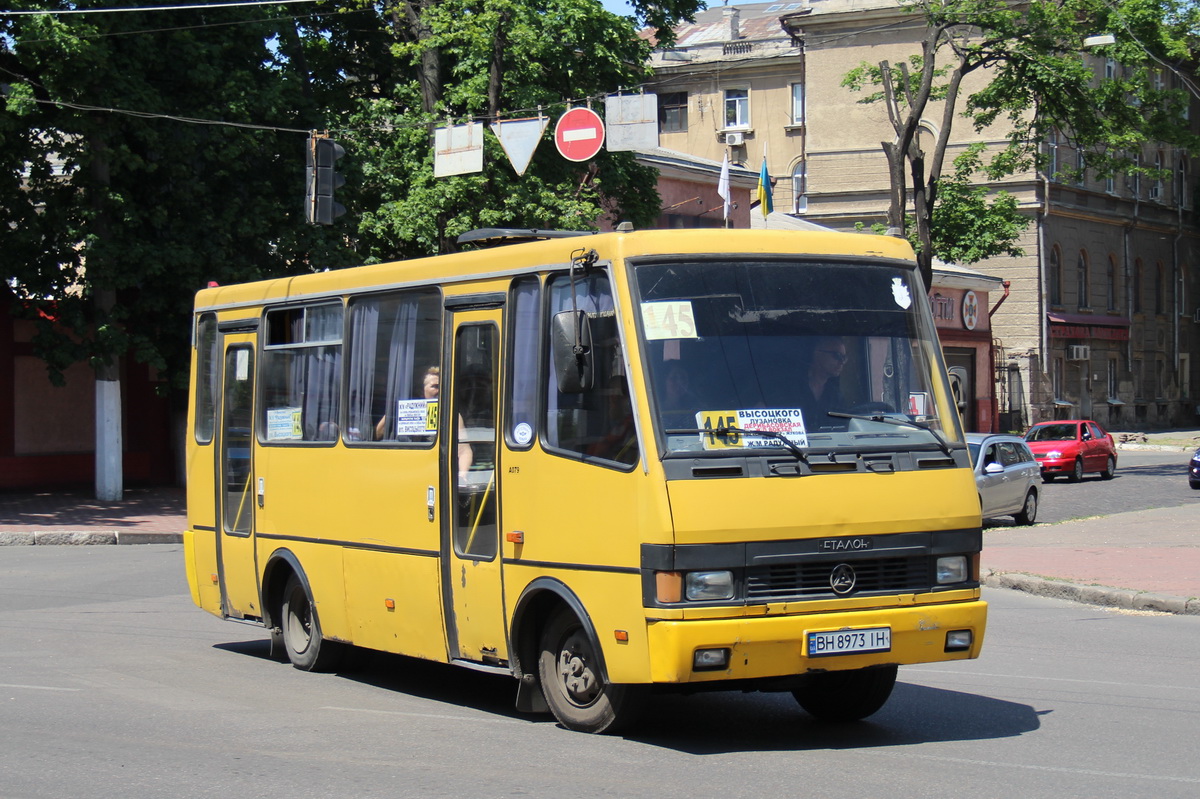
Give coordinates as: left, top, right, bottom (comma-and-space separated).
1024, 420, 1118, 482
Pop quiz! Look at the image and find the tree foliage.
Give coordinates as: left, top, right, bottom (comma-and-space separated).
1, 0, 703, 399
841, 0, 1200, 286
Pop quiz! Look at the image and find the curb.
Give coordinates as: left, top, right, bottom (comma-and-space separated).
0, 531, 183, 546
983, 569, 1200, 615
1115, 443, 1196, 452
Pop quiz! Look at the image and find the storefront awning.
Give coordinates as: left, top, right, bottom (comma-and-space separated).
1048, 312, 1130, 341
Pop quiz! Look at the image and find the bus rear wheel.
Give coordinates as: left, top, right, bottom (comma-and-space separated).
537, 608, 643, 734
281, 573, 344, 672
792, 664, 898, 722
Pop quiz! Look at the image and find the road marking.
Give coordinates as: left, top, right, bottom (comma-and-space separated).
869, 749, 1200, 784
912, 668, 1200, 692
0, 683, 82, 692
322, 706, 523, 725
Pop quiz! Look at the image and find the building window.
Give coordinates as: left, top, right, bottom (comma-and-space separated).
1105, 58, 1117, 80
1048, 246, 1063, 306
658, 92, 688, 133
792, 161, 807, 214
1106, 255, 1118, 311
1053, 357, 1065, 401
790, 83, 805, 126
724, 88, 749, 129
1151, 151, 1164, 201
1107, 357, 1119, 400
1132, 154, 1142, 198
1155, 262, 1165, 315
1047, 131, 1060, 182
1077, 250, 1089, 309
1075, 149, 1086, 187
1133, 258, 1144, 312
1178, 157, 1190, 209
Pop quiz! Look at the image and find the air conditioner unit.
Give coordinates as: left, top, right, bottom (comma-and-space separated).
723, 131, 745, 146
1066, 344, 1090, 361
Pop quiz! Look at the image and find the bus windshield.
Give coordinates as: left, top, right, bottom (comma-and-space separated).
632, 257, 961, 456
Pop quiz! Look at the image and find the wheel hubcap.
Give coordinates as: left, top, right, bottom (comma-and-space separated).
556, 631, 600, 707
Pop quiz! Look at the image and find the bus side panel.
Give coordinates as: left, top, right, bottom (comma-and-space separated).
335, 447, 442, 656
255, 445, 442, 650
343, 548, 445, 660
253, 446, 350, 641
184, 364, 220, 614
501, 453, 672, 684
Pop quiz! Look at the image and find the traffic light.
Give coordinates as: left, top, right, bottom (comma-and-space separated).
305, 134, 346, 225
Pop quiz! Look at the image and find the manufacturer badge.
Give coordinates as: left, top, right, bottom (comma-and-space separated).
830, 563, 857, 595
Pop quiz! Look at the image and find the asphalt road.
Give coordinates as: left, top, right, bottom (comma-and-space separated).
2, 545, 1199, 798
986, 449, 1198, 527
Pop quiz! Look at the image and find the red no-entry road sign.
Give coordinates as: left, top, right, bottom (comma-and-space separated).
554, 107, 605, 162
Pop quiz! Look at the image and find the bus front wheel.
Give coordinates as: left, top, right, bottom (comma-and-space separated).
537, 608, 643, 734
281, 573, 344, 672
792, 664, 898, 722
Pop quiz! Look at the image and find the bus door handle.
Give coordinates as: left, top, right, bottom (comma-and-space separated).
427, 485, 435, 522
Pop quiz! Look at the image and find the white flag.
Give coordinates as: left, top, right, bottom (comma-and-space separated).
718, 152, 731, 221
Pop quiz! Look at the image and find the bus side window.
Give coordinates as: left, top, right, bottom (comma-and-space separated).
260, 303, 343, 443
507, 276, 540, 449
346, 289, 442, 444
194, 313, 218, 444
543, 272, 638, 468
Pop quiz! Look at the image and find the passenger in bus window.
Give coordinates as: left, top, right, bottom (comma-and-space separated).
799, 336, 847, 427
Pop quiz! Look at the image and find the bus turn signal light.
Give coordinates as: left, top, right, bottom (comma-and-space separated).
656, 571, 682, 603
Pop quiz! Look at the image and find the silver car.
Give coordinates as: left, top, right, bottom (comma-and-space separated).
966, 433, 1040, 525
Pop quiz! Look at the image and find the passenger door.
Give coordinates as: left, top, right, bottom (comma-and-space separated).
441, 309, 507, 664
216, 334, 261, 619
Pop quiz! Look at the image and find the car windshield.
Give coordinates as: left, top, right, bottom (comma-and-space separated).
1027, 424, 1078, 442
631, 257, 962, 457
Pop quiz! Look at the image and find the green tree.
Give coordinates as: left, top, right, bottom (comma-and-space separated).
1, 2, 348, 496
842, 0, 1200, 287
1, 0, 705, 495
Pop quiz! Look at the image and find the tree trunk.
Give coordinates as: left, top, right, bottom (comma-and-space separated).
89, 129, 123, 501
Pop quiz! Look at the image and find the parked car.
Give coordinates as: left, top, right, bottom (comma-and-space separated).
966, 433, 1040, 525
1023, 420, 1117, 482
1190, 448, 1200, 489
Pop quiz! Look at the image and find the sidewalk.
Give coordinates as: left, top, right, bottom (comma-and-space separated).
0, 486, 186, 545
1, 429, 1198, 613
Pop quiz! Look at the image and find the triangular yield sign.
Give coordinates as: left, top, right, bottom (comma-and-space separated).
490, 117, 548, 176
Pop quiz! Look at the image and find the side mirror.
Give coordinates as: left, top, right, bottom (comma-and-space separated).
551, 310, 594, 394
984, 462, 1004, 475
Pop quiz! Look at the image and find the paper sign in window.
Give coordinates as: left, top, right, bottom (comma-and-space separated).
395, 398, 438, 435
641, 301, 698, 340
266, 407, 303, 441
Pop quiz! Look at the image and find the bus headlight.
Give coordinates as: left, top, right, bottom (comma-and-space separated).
685, 571, 734, 601
936, 556, 968, 584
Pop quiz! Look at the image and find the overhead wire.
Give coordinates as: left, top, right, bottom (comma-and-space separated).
2, 0, 322, 15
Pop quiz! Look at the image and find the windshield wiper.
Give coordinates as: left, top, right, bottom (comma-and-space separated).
665, 426, 809, 464
827, 412, 953, 457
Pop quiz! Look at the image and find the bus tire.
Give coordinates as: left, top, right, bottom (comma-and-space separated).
537, 608, 643, 734
792, 664, 897, 722
281, 573, 344, 672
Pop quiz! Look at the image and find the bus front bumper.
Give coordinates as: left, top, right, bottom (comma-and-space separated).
644, 599, 987, 684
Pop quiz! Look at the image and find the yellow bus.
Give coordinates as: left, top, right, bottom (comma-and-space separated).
185, 227, 986, 734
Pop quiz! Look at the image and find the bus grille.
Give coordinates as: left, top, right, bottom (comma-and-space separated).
745, 556, 930, 600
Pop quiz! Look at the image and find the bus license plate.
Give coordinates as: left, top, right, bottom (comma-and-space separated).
807, 627, 891, 657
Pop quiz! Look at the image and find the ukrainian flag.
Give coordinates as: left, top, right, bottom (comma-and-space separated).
757, 157, 773, 218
